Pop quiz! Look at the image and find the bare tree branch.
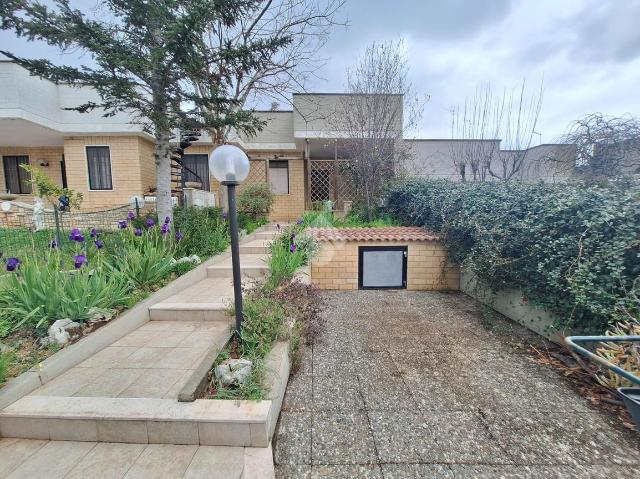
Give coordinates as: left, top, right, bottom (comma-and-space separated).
451, 80, 544, 181
329, 40, 427, 219
560, 113, 640, 179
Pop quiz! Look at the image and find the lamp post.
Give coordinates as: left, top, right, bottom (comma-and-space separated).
209, 145, 250, 337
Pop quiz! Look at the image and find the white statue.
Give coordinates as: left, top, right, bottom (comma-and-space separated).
32, 197, 45, 231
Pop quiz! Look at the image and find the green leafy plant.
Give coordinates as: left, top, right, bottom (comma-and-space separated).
302, 209, 398, 228
0, 353, 9, 384
21, 164, 83, 209
385, 178, 640, 333
0, 254, 130, 330
173, 206, 228, 258
237, 183, 274, 220
266, 222, 319, 289
111, 243, 174, 290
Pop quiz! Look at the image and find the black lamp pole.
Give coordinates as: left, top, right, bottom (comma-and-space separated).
224, 182, 243, 337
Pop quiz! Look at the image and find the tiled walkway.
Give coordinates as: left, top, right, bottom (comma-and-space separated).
0, 439, 271, 478
31, 321, 229, 400
274, 290, 640, 478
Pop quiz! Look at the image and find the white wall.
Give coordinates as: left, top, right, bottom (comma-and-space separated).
0, 61, 146, 137
404, 138, 574, 183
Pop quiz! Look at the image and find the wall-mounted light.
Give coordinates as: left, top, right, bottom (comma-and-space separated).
38, 160, 49, 167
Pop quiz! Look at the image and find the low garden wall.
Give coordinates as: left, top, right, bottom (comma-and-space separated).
308, 227, 460, 291
461, 271, 567, 343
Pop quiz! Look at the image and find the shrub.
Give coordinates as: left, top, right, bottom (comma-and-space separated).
112, 243, 174, 290
237, 183, 273, 220
266, 222, 319, 289
385, 178, 640, 333
173, 206, 228, 258
239, 292, 288, 360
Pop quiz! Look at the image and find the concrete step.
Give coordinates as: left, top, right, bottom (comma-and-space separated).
254, 231, 281, 241
262, 223, 289, 231
239, 239, 272, 255
206, 254, 269, 279
0, 440, 274, 479
0, 396, 271, 447
149, 278, 234, 321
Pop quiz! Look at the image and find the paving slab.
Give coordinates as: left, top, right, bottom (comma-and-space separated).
274, 290, 640, 478
0, 440, 273, 478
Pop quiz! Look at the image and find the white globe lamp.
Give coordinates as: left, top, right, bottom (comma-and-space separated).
209, 144, 250, 185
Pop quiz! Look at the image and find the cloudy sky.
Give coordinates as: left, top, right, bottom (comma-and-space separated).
2, 0, 639, 142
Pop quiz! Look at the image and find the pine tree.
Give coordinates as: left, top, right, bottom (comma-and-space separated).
1, 0, 282, 221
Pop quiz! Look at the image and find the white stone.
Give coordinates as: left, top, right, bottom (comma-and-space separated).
215, 358, 253, 387
47, 318, 81, 345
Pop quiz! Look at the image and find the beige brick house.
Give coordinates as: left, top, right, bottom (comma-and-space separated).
1, 60, 573, 221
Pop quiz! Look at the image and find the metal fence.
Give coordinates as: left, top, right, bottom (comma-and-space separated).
0, 199, 151, 259
309, 159, 358, 211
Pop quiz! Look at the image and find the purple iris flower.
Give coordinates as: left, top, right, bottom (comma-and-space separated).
90, 228, 99, 238
160, 223, 170, 235
290, 233, 296, 242
69, 228, 84, 242
277, 224, 281, 230
6, 257, 21, 272
134, 227, 143, 237
127, 211, 136, 220
146, 218, 155, 228
118, 220, 128, 229
73, 254, 87, 269
296, 218, 303, 225
222, 211, 228, 221
290, 243, 297, 253
175, 230, 184, 241
49, 239, 58, 249
164, 216, 171, 224
94, 239, 104, 249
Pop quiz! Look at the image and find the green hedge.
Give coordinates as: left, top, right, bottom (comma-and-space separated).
385, 178, 640, 333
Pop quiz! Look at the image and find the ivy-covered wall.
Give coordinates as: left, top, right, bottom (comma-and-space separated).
385, 178, 640, 334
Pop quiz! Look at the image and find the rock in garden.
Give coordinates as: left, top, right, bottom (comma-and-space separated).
87, 307, 113, 324
215, 358, 253, 387
47, 318, 81, 345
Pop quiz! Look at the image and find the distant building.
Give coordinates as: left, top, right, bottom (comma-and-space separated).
1, 61, 574, 220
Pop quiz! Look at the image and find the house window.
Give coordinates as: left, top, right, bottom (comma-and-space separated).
269, 160, 289, 195
2, 156, 32, 194
86, 146, 113, 190
181, 154, 210, 191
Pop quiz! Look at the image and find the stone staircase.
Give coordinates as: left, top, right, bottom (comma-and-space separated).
0, 225, 284, 477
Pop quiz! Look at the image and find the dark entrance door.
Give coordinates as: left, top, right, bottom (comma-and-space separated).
358, 246, 407, 289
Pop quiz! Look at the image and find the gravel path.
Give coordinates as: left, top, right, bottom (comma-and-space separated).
273, 290, 640, 478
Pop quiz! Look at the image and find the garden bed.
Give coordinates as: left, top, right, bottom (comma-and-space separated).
0, 205, 263, 389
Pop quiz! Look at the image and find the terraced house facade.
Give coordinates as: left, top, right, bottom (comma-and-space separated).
0, 60, 572, 221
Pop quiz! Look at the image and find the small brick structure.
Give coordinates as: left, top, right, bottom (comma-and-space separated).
308, 227, 460, 291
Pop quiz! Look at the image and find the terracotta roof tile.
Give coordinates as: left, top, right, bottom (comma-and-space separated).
307, 227, 439, 242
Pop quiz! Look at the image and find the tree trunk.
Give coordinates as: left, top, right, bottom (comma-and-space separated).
155, 130, 173, 223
